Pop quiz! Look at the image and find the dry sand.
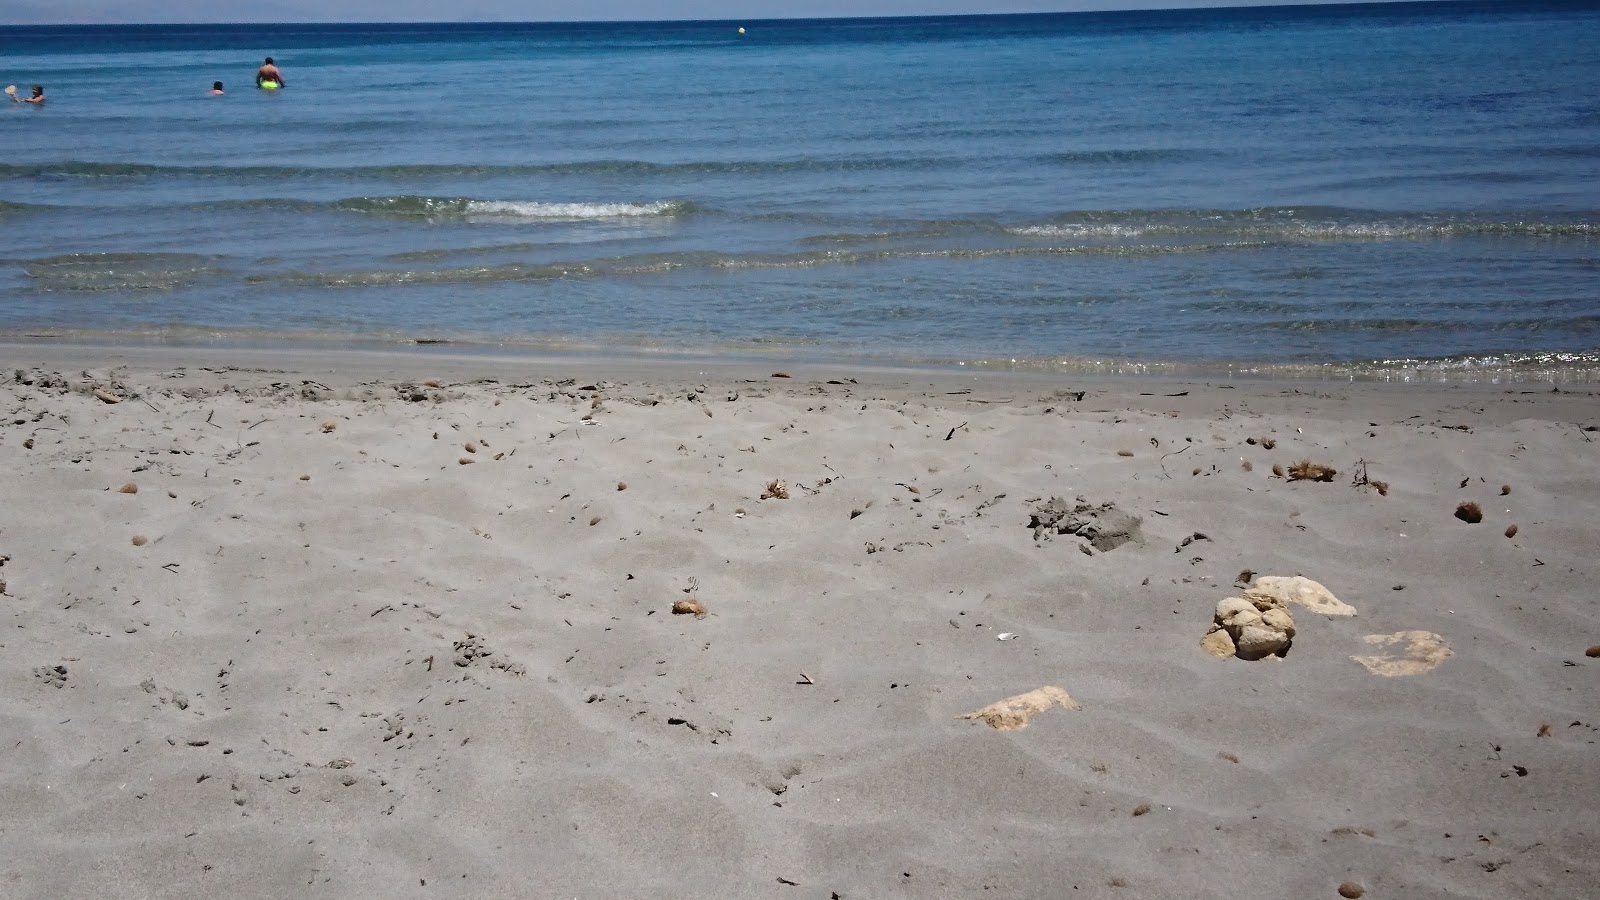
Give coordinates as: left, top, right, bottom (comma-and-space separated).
2, 345, 1598, 899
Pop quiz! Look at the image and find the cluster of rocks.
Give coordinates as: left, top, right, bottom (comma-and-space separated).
1201, 576, 1358, 661
1201, 593, 1297, 660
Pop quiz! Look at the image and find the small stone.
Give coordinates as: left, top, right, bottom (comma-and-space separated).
1337, 882, 1365, 899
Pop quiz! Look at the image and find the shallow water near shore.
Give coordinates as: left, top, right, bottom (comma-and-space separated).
3, 2, 1598, 377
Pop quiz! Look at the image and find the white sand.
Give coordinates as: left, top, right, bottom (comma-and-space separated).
2, 345, 1597, 898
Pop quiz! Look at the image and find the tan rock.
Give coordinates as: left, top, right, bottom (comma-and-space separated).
1220, 606, 1264, 630
1352, 631, 1452, 676
1260, 607, 1297, 637
1200, 627, 1237, 658
1248, 576, 1356, 616
959, 686, 1080, 731
1234, 624, 1291, 660
1215, 596, 1258, 621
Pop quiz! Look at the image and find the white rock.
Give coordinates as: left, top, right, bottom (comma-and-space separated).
1249, 576, 1356, 616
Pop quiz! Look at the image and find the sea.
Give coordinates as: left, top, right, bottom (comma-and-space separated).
2, 1, 1598, 380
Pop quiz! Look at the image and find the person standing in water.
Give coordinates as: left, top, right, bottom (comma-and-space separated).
256, 58, 284, 89
9, 84, 45, 104
211, 81, 225, 95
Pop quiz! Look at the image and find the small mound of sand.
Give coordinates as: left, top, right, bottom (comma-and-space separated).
1352, 631, 1452, 676
959, 686, 1079, 731
1028, 496, 1143, 552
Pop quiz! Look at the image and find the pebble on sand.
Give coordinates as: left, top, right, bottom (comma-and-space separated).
118, 483, 138, 494
1337, 882, 1365, 899
672, 598, 708, 618
320, 419, 338, 433
130, 535, 147, 546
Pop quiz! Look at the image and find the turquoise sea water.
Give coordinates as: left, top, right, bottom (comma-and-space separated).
2, 2, 1598, 376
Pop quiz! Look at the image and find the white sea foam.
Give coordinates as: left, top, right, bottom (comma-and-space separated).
463, 200, 683, 221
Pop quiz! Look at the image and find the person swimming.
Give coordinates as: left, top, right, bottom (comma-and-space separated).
211, 81, 225, 95
256, 57, 284, 89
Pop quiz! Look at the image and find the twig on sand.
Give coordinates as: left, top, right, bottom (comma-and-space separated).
1156, 443, 1190, 478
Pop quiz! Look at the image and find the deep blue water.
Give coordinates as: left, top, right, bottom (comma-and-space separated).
2, 2, 1598, 376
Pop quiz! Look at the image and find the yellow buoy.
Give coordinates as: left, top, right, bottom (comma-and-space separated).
738, 27, 746, 35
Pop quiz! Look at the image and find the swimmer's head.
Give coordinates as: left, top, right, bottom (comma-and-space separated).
30, 85, 42, 97
213, 81, 224, 90
264, 57, 274, 64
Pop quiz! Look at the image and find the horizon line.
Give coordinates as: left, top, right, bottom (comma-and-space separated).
4, 0, 1527, 30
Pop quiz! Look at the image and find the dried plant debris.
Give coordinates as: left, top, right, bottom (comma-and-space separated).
1028, 496, 1143, 552
452, 634, 525, 675
1455, 501, 1483, 523
130, 535, 148, 546
1350, 459, 1387, 495
958, 686, 1079, 731
761, 479, 789, 500
320, 419, 337, 433
1116, 449, 1135, 457
1287, 459, 1337, 482
1352, 631, 1452, 676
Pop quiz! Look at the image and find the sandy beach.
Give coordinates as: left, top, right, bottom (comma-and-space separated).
2, 344, 1597, 899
